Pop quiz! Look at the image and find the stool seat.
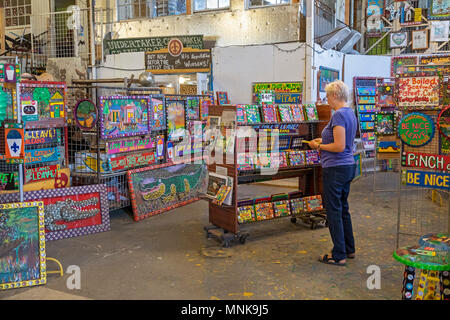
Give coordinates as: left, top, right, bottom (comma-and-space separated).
419, 233, 449, 252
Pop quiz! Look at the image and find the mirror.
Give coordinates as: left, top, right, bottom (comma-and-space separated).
74, 99, 97, 130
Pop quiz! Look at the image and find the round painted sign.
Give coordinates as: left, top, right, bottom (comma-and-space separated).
398, 112, 435, 147
168, 38, 183, 57
438, 105, 450, 140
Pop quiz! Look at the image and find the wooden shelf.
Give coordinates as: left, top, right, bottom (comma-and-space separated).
206, 104, 331, 235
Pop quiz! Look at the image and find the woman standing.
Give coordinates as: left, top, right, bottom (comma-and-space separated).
308, 80, 357, 267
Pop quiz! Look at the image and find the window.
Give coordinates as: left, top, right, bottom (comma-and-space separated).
117, 0, 186, 21
194, 0, 230, 12
4, 0, 32, 28
247, 0, 289, 8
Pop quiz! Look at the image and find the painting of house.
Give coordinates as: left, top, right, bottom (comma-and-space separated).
49, 91, 65, 118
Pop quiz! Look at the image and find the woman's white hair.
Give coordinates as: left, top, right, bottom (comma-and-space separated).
325, 80, 349, 103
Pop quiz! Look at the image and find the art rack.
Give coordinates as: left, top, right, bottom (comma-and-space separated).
204, 104, 331, 247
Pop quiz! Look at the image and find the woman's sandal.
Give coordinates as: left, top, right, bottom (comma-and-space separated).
318, 254, 346, 266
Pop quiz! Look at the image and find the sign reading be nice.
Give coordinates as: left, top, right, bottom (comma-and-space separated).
398, 113, 435, 147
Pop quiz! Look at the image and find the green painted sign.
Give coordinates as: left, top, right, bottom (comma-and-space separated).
398, 113, 435, 147
103, 35, 204, 55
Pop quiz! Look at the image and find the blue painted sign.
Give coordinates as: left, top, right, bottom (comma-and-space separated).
274, 93, 302, 104
404, 170, 450, 190
360, 114, 375, 121
25, 147, 60, 165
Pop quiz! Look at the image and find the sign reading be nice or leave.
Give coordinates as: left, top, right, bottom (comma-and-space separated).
404, 170, 450, 190
398, 113, 435, 147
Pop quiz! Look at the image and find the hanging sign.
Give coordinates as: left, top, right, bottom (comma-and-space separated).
106, 138, 154, 155
103, 35, 204, 55
145, 48, 211, 74
396, 75, 441, 107
25, 147, 60, 164
25, 128, 60, 145
398, 113, 435, 147
403, 170, 450, 190
402, 151, 450, 171
24, 165, 60, 184
110, 151, 156, 172
4, 123, 25, 163
437, 105, 450, 139
274, 93, 302, 104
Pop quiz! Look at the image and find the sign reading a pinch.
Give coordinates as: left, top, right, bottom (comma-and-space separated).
398, 113, 435, 147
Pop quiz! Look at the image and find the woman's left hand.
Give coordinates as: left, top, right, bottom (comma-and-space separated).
308, 140, 320, 150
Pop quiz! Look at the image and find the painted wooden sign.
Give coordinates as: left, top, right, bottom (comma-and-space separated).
274, 92, 302, 104
127, 162, 208, 221
402, 151, 450, 171
420, 54, 450, 75
106, 138, 154, 155
166, 100, 186, 141
0, 184, 110, 241
398, 113, 435, 147
397, 75, 441, 107
216, 92, 229, 105
0, 64, 21, 83
25, 165, 60, 184
25, 147, 60, 165
0, 172, 18, 191
0, 168, 71, 193
110, 151, 156, 172
377, 140, 401, 153
376, 83, 395, 107
4, 123, 25, 163
428, 0, 450, 20
24, 128, 60, 145
0, 201, 46, 291
145, 48, 211, 74
99, 96, 149, 139
391, 56, 417, 76
403, 170, 450, 190
358, 105, 380, 113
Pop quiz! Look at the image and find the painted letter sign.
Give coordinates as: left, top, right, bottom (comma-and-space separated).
110, 151, 156, 172
403, 170, 450, 190
25, 128, 60, 145
106, 138, 154, 154
397, 76, 440, 107
25, 147, 60, 164
25, 165, 60, 184
398, 113, 435, 147
402, 151, 450, 171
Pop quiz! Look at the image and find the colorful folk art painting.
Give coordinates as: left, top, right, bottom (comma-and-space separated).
438, 105, 450, 139
74, 99, 97, 130
0, 201, 46, 290
377, 140, 401, 153
0, 185, 110, 241
25, 147, 60, 165
24, 128, 60, 146
398, 113, 435, 147
377, 83, 395, 107
186, 97, 200, 120
99, 96, 149, 139
166, 100, 186, 141
375, 112, 397, 135
0, 172, 18, 191
128, 162, 208, 221
150, 96, 166, 130
19, 82, 66, 123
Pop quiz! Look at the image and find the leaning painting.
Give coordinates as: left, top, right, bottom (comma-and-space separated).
128, 162, 208, 221
0, 201, 46, 290
19, 81, 66, 125
99, 96, 149, 139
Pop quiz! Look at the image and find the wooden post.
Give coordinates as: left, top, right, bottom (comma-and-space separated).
0, 7, 5, 53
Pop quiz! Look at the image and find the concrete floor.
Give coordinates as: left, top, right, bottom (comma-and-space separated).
0, 175, 432, 300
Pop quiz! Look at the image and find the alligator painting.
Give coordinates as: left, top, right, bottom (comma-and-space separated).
132, 163, 208, 217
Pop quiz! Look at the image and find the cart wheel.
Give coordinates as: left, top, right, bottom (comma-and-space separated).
290, 217, 297, 224
239, 235, 248, 244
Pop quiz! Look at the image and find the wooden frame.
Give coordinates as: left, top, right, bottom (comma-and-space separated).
98, 96, 150, 140
390, 32, 408, 48
0, 185, 110, 241
411, 29, 429, 50
0, 201, 46, 290
128, 162, 208, 222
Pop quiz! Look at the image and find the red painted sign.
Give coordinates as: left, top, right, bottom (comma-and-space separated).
110, 152, 156, 172
402, 151, 450, 171
25, 165, 60, 184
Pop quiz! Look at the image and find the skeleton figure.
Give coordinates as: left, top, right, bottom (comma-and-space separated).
44, 198, 99, 231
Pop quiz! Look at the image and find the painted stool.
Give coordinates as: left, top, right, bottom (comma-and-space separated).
393, 244, 450, 300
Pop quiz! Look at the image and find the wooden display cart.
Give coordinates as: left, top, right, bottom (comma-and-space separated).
204, 104, 332, 247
